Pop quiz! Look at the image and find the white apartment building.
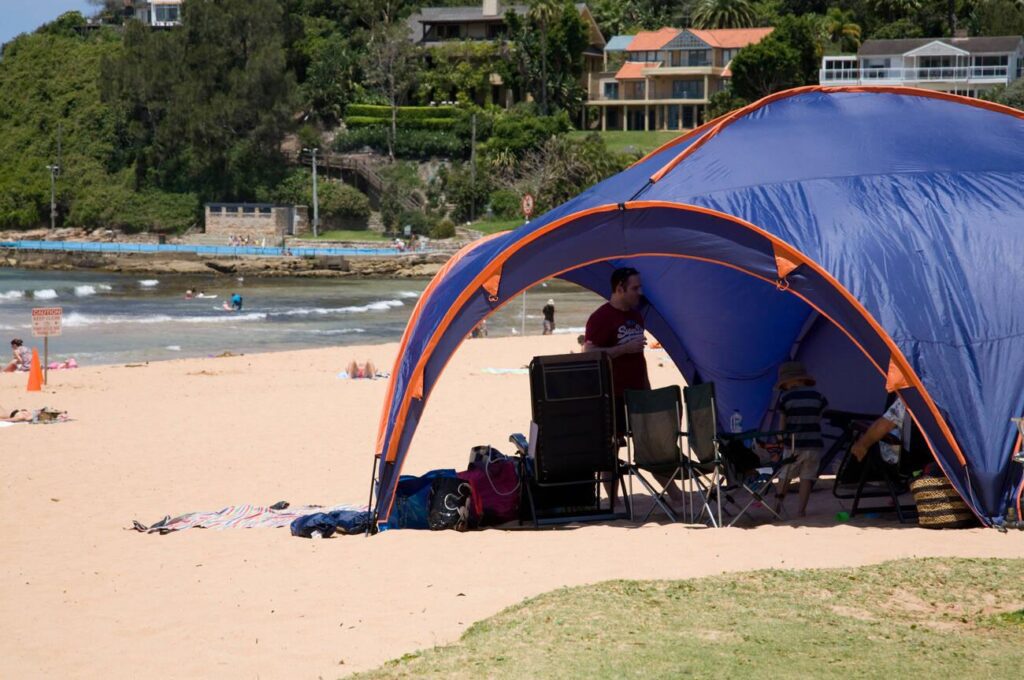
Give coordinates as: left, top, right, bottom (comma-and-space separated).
820, 35, 1024, 98
132, 0, 183, 28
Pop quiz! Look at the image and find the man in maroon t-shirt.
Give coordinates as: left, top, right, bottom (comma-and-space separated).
584, 267, 683, 509
583, 267, 650, 407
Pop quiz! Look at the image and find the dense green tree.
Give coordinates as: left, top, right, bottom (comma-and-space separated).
706, 88, 749, 119
729, 39, 801, 100
971, 0, 1024, 35
824, 7, 863, 52
980, 78, 1024, 111
589, 0, 682, 36
505, 1, 589, 119
870, 17, 925, 37
102, 0, 296, 202
691, 0, 759, 29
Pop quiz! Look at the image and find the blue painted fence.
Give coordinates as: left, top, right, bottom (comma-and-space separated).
0, 240, 414, 257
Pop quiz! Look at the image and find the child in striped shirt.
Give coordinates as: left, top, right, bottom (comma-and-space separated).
775, 361, 829, 517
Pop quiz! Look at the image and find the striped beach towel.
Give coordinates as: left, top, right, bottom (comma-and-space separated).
132, 503, 365, 534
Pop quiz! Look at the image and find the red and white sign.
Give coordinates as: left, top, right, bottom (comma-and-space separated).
32, 307, 62, 337
521, 193, 535, 218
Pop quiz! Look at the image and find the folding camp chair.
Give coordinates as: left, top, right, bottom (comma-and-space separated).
682, 382, 794, 527
622, 386, 687, 523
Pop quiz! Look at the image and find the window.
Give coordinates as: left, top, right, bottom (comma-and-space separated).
687, 50, 710, 66
154, 4, 179, 23
973, 55, 1008, 66
672, 79, 704, 99
603, 82, 619, 100
671, 50, 682, 67
721, 48, 738, 64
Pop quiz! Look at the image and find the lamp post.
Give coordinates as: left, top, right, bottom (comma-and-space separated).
45, 164, 60, 230
302, 147, 320, 238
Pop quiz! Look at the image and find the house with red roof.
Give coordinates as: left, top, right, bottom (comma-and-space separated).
587, 27, 773, 131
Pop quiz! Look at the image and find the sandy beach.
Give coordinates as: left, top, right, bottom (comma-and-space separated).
1, 334, 1022, 679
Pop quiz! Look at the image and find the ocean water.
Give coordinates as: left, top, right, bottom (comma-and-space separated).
0, 268, 603, 365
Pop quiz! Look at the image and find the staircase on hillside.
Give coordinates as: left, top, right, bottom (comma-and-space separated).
290, 150, 422, 213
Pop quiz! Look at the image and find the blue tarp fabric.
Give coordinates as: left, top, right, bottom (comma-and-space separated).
372, 87, 1024, 526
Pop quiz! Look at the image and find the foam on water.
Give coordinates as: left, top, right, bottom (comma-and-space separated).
303, 328, 366, 335
74, 285, 97, 297
165, 345, 181, 351
398, 291, 420, 298
138, 279, 160, 287
0, 290, 24, 301
63, 311, 267, 327
272, 299, 404, 317
33, 289, 58, 299
98, 284, 113, 291
552, 326, 586, 335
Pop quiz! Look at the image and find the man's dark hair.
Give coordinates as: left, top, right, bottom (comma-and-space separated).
610, 267, 639, 293
11, 338, 22, 346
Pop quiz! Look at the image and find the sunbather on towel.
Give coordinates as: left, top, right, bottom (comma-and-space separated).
1, 406, 67, 424
345, 360, 377, 379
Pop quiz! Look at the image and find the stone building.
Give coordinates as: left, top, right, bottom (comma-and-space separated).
204, 204, 309, 242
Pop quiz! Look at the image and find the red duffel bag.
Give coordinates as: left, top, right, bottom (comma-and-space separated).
458, 447, 521, 526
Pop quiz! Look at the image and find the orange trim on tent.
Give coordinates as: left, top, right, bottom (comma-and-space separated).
649, 85, 1024, 184
885, 358, 911, 392
772, 243, 801, 279
482, 270, 501, 298
375, 232, 507, 453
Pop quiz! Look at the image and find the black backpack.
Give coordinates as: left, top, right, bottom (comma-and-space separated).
427, 478, 474, 531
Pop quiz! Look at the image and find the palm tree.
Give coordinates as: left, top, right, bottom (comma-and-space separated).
824, 8, 862, 53
691, 0, 758, 30
529, 0, 560, 116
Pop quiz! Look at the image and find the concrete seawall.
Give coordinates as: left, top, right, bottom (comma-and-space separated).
0, 248, 449, 279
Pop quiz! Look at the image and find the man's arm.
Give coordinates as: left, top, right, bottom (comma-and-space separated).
851, 416, 897, 461
582, 337, 644, 358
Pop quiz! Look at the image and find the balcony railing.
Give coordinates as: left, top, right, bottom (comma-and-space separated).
820, 65, 1010, 85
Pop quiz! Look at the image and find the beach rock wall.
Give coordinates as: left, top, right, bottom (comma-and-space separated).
0, 248, 446, 279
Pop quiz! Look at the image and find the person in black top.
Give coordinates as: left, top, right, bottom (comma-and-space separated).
542, 299, 555, 335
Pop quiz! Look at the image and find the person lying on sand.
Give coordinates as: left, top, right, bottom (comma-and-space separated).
345, 360, 377, 379
1, 406, 67, 423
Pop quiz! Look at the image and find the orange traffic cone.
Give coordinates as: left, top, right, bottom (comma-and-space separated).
26, 348, 42, 392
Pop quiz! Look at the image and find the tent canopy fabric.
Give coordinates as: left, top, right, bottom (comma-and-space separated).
372, 86, 1024, 526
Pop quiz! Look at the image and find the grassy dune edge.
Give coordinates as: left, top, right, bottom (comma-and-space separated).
355, 557, 1024, 679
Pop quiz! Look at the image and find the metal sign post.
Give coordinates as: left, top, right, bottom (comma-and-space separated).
31, 307, 62, 385
519, 193, 535, 335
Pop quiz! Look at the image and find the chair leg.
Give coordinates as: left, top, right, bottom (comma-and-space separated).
630, 468, 678, 523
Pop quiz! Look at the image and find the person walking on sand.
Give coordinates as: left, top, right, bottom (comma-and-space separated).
542, 299, 556, 335
4, 339, 31, 372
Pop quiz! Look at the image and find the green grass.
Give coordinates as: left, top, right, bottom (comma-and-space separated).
569, 130, 682, 156
297, 229, 389, 242
466, 218, 525, 235
354, 558, 1024, 679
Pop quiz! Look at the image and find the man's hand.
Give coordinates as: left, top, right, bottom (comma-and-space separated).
851, 441, 868, 461
620, 335, 646, 354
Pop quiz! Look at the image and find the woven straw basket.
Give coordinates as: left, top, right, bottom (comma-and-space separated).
909, 476, 978, 529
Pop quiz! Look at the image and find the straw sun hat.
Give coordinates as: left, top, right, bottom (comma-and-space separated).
546, 299, 554, 306
776, 361, 816, 389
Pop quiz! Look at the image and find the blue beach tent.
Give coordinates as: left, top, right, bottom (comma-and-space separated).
371, 86, 1024, 527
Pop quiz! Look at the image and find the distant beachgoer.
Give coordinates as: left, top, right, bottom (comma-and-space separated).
470, 319, 488, 339
4, 339, 30, 373
575, 334, 585, 352
230, 293, 243, 311
345, 359, 377, 379
185, 288, 195, 299
542, 299, 555, 335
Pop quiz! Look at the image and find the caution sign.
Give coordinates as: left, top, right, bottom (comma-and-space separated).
32, 307, 62, 337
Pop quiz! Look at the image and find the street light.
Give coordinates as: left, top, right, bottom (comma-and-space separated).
45, 164, 60, 230
302, 147, 320, 238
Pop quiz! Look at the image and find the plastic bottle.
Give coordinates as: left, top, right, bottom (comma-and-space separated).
730, 409, 743, 434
